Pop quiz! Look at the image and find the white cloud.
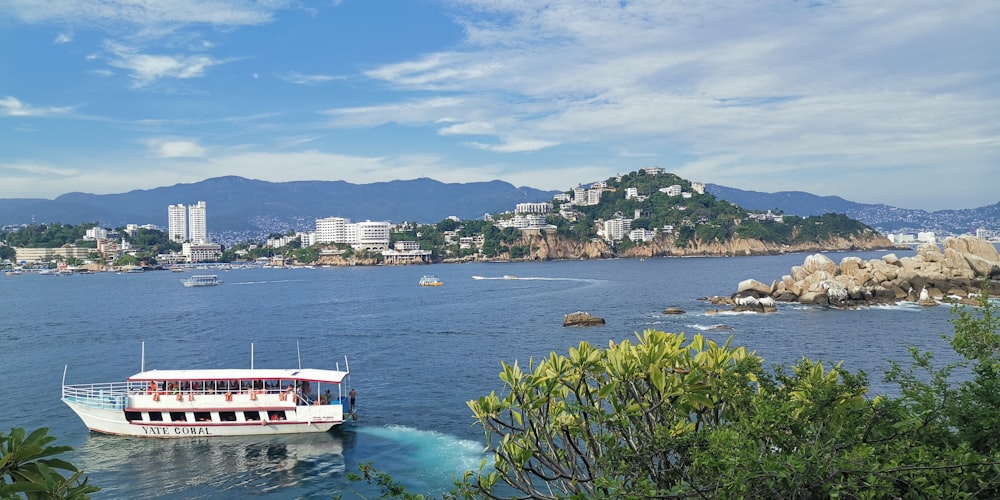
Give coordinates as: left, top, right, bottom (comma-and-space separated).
3, 0, 286, 28
437, 121, 495, 136
322, 97, 473, 128
0, 97, 73, 117
105, 42, 224, 87
277, 72, 341, 85
146, 139, 207, 158
54, 32, 72, 44
468, 137, 559, 153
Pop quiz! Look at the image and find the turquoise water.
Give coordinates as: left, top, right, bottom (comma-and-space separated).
0, 251, 960, 498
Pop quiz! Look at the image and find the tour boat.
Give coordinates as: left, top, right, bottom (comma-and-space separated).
182, 274, 222, 287
418, 275, 443, 286
62, 352, 354, 438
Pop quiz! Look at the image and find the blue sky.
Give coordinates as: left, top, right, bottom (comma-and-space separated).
1, 0, 997, 211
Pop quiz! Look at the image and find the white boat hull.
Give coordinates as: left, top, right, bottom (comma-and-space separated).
64, 402, 342, 437
63, 380, 350, 438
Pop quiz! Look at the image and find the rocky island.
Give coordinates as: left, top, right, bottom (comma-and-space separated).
711, 235, 1000, 311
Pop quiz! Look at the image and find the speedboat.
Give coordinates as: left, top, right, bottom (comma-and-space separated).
418, 275, 443, 286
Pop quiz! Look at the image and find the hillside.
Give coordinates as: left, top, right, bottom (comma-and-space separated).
705, 184, 1000, 235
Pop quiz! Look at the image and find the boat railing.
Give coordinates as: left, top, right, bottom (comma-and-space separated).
62, 382, 130, 410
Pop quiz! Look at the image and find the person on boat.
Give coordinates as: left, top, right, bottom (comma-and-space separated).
349, 388, 356, 412
323, 389, 332, 405
148, 381, 157, 394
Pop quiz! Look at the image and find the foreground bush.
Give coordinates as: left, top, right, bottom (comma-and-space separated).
461, 291, 1000, 498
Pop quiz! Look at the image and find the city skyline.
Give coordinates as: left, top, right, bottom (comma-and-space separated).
1, 1, 998, 211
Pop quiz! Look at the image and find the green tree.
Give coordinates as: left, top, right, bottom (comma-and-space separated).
0, 427, 99, 499
463, 303, 1000, 498
946, 285, 1000, 455
0, 246, 16, 261
465, 331, 762, 497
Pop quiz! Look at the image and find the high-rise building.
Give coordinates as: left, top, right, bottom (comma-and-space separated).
188, 201, 207, 244
168, 204, 187, 242
168, 201, 208, 243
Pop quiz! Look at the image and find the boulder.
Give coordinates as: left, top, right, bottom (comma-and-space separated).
563, 311, 606, 327
882, 253, 902, 266
802, 253, 838, 276
944, 235, 1000, 262
798, 291, 830, 305
737, 278, 773, 296
662, 307, 686, 315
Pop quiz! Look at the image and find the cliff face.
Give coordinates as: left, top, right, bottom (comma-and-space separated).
525, 233, 615, 260
315, 255, 380, 266
519, 232, 894, 261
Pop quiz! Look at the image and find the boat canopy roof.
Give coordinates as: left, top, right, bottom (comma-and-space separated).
128, 368, 349, 384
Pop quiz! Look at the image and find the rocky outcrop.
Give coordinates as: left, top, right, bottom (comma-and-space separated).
662, 307, 686, 315
502, 231, 893, 262
719, 235, 1000, 310
563, 311, 606, 327
315, 255, 380, 266
527, 233, 614, 260
618, 233, 893, 259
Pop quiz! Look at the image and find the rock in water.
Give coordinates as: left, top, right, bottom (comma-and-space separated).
563, 311, 606, 327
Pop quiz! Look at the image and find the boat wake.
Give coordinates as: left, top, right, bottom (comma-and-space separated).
471, 275, 596, 283
357, 425, 485, 476
227, 279, 310, 285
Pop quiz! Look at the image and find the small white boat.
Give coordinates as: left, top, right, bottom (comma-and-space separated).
502, 275, 519, 280
62, 353, 354, 438
182, 275, 221, 287
418, 275, 443, 286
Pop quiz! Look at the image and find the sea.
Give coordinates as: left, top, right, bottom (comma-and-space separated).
0, 249, 971, 498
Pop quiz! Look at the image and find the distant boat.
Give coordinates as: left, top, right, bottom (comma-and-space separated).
418, 275, 443, 286
182, 275, 222, 287
502, 275, 518, 280
4, 269, 23, 276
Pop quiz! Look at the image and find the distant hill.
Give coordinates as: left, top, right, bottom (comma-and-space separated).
0, 176, 560, 239
705, 184, 1000, 235
2, 176, 994, 243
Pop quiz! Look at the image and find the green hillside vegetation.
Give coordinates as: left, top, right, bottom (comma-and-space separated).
568, 170, 876, 247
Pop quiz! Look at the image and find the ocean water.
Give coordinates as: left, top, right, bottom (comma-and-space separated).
0, 250, 963, 498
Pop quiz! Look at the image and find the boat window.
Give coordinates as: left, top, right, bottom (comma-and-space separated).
125, 411, 142, 422
170, 412, 187, 422
148, 412, 164, 421
194, 412, 212, 422
267, 410, 287, 421
243, 411, 261, 421
219, 411, 237, 422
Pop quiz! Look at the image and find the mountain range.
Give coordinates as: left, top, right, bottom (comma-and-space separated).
0, 176, 995, 241
704, 184, 999, 236
0, 176, 559, 241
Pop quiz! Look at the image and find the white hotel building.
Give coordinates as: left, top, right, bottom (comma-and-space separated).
315, 217, 391, 251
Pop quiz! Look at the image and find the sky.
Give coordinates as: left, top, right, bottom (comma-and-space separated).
1, 0, 997, 211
